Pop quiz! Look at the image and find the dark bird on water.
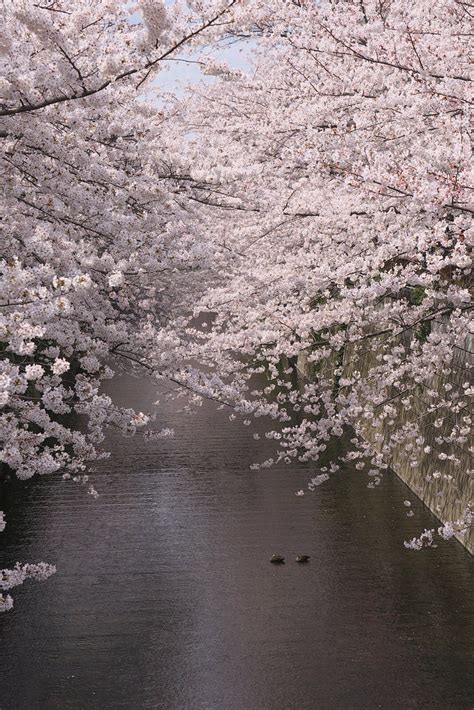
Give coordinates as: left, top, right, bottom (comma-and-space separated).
270, 554, 285, 564
296, 555, 311, 563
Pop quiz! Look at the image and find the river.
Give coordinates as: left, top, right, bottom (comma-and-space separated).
0, 375, 472, 709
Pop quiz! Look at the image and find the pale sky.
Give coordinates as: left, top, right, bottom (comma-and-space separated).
153, 38, 255, 95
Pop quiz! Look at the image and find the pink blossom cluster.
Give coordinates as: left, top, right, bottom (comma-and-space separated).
0, 562, 56, 612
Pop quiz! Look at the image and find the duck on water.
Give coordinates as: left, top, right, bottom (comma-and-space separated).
270, 555, 285, 564
296, 555, 310, 564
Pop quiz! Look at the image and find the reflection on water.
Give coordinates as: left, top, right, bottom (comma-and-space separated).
0, 375, 472, 709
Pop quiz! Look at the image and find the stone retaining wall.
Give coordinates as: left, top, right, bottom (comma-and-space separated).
297, 327, 473, 553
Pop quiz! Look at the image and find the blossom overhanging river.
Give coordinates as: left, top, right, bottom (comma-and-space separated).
0, 375, 472, 709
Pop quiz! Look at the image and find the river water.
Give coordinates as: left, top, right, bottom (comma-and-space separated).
0, 375, 472, 709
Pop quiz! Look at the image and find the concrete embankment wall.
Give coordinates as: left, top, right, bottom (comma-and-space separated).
297, 327, 473, 554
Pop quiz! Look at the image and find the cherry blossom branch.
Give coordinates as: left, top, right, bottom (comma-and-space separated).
0, 1, 237, 117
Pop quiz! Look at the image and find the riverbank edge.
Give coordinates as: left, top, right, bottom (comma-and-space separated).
296, 330, 473, 555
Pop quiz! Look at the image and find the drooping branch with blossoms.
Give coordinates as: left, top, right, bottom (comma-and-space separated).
0, 0, 240, 610
160, 0, 473, 550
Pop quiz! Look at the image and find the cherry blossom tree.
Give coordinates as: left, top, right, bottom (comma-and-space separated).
163, 0, 473, 549
0, 0, 238, 610
1, 0, 472, 612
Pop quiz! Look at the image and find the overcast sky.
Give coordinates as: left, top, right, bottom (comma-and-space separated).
130, 2, 255, 99
153, 37, 254, 94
